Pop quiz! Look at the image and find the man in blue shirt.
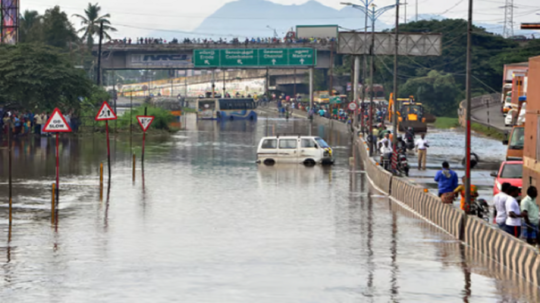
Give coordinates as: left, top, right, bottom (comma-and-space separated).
434, 161, 458, 203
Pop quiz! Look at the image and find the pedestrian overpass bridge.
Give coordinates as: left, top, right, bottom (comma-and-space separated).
92, 42, 333, 70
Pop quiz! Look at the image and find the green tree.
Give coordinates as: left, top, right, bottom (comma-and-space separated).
73, 3, 117, 47
399, 70, 461, 117
0, 44, 95, 111
41, 6, 78, 49
19, 10, 42, 43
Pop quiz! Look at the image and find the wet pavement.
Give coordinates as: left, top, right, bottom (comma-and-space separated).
0, 115, 538, 302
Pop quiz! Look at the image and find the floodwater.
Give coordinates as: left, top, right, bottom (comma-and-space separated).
0, 115, 538, 302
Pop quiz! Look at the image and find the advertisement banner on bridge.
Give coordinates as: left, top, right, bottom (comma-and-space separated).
127, 53, 194, 69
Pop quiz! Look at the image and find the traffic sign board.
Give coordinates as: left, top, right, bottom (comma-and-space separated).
193, 48, 316, 68
348, 102, 358, 111
137, 116, 154, 132
43, 108, 72, 132
95, 101, 117, 121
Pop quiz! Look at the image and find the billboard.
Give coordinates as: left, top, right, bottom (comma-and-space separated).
127, 53, 194, 69
1, 0, 18, 44
338, 32, 442, 56
296, 25, 338, 39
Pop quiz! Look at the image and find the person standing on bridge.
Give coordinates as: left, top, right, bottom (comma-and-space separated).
493, 182, 512, 230
520, 186, 539, 245
415, 134, 429, 171
505, 186, 524, 238
435, 161, 458, 204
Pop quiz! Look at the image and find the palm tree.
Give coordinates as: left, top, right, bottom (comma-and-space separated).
73, 3, 117, 47
19, 10, 42, 42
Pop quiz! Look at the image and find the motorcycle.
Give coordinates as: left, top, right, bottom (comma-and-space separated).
397, 149, 409, 176
469, 198, 489, 221
403, 135, 415, 150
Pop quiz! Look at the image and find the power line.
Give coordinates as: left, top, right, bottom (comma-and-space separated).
502, 0, 516, 38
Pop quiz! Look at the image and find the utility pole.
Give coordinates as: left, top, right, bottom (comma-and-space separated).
96, 20, 104, 85
465, 0, 473, 212
369, 5, 376, 156
501, 0, 515, 38
392, 0, 400, 169
329, 41, 334, 96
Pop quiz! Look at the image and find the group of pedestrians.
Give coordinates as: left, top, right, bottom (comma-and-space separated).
435, 162, 539, 245
494, 184, 539, 244
1, 111, 49, 138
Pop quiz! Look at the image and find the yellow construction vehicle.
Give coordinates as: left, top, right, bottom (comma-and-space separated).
388, 93, 429, 133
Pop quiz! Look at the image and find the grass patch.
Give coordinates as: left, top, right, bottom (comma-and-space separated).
433, 117, 460, 129
471, 122, 507, 141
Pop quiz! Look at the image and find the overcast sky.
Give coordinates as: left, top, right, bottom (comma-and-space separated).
23, 0, 540, 39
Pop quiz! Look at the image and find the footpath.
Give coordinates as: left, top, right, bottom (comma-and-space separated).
258, 105, 540, 287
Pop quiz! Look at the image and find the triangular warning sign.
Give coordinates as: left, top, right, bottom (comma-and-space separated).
43, 108, 72, 133
137, 116, 155, 132
95, 101, 117, 121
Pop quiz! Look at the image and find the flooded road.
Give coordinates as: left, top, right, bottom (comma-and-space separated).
0, 116, 537, 302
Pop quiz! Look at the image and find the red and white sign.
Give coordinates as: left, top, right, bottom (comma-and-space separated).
348, 102, 358, 111
137, 116, 154, 132
95, 101, 117, 121
43, 108, 72, 133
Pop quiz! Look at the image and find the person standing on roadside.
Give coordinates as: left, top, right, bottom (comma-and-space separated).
493, 182, 511, 230
415, 134, 429, 170
521, 186, 539, 245
34, 113, 42, 135
434, 161, 458, 204
453, 176, 479, 213
505, 186, 524, 238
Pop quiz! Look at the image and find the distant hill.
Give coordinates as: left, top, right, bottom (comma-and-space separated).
191, 0, 389, 39
150, 0, 536, 41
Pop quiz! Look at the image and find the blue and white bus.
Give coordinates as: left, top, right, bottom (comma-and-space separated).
196, 98, 257, 121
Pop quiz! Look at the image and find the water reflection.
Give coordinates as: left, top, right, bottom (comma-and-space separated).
0, 116, 537, 302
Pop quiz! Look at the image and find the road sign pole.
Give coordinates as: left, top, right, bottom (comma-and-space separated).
106, 121, 111, 180
142, 132, 146, 163
55, 132, 60, 208
8, 126, 12, 240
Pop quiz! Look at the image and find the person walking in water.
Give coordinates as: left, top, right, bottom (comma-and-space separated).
415, 133, 429, 170
434, 161, 458, 204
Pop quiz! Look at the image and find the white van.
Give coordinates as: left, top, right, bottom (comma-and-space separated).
256, 136, 334, 165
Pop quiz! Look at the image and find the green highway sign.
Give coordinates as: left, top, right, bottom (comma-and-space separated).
193, 48, 316, 68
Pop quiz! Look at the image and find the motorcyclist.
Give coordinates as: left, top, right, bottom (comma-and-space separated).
379, 140, 393, 170
404, 127, 415, 149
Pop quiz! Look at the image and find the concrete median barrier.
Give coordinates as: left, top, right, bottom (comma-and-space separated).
358, 137, 540, 286
464, 216, 540, 285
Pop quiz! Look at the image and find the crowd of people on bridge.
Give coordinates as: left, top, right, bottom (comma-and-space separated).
106, 36, 337, 46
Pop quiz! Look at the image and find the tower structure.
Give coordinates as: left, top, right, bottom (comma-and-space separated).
501, 0, 515, 38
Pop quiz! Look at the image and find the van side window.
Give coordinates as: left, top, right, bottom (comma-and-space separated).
279, 139, 297, 149
261, 139, 277, 149
301, 139, 316, 148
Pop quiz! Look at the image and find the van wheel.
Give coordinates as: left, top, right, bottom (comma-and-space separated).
263, 159, 275, 166
304, 159, 316, 166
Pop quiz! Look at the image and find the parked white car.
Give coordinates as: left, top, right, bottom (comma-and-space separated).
256, 136, 334, 165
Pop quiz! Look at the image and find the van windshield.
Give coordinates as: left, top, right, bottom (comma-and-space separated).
315, 138, 330, 148
509, 127, 524, 149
